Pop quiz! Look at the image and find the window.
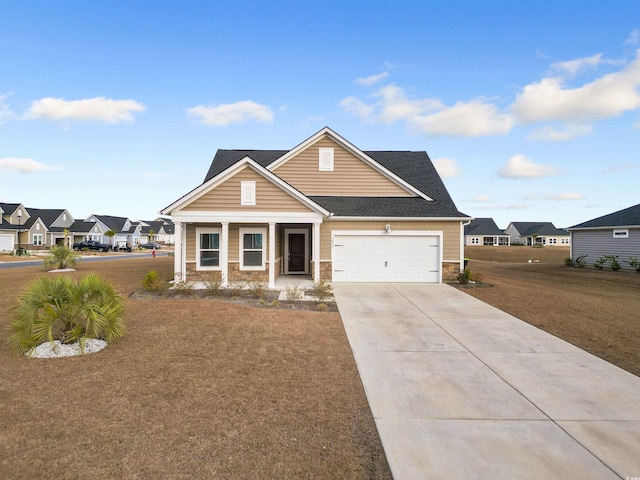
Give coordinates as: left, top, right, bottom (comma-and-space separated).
561, 238, 570, 244
548, 238, 557, 245
240, 228, 266, 270
196, 228, 221, 269
319, 148, 334, 171
241, 181, 256, 206
471, 237, 479, 244
613, 229, 629, 238
33, 234, 43, 246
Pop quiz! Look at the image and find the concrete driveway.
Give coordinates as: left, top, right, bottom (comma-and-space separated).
333, 283, 640, 480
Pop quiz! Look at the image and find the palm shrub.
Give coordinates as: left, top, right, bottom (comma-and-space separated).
628, 256, 640, 273
142, 270, 167, 292
43, 245, 78, 271
7, 274, 125, 356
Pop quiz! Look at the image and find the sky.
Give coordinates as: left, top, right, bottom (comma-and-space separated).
1, 0, 639, 229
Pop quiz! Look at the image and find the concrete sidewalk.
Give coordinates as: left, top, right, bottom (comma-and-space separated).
333, 283, 640, 480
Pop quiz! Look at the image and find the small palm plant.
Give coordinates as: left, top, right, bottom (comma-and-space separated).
43, 245, 79, 271
7, 274, 125, 356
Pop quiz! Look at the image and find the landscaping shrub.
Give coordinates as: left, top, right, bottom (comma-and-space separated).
142, 270, 167, 292
628, 256, 640, 273
457, 267, 474, 284
7, 274, 125, 356
564, 257, 574, 267
285, 285, 303, 300
575, 255, 588, 268
607, 255, 621, 271
204, 277, 221, 296
594, 257, 606, 270
308, 279, 333, 302
43, 245, 78, 271
249, 281, 267, 299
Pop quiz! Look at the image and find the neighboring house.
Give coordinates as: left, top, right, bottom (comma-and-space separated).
568, 203, 640, 268
85, 214, 141, 247
504, 222, 570, 246
24, 208, 75, 247
138, 220, 166, 244
157, 220, 175, 245
464, 218, 510, 246
67, 220, 102, 244
161, 127, 471, 287
0, 203, 30, 251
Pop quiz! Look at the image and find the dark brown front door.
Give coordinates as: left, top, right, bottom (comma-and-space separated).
288, 233, 306, 273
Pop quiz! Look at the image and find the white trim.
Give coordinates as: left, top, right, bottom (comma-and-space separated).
313, 222, 321, 283
613, 229, 629, 238
327, 216, 471, 222
284, 228, 309, 274
268, 223, 276, 288
161, 157, 330, 216
221, 223, 229, 286
568, 225, 640, 231
265, 126, 433, 201
239, 227, 266, 271
195, 227, 222, 271
170, 211, 324, 224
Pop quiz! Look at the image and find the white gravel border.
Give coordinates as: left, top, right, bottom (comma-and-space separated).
27, 339, 107, 358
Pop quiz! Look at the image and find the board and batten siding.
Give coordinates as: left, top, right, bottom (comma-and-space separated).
572, 228, 640, 268
182, 166, 313, 213
273, 136, 412, 197
319, 220, 461, 261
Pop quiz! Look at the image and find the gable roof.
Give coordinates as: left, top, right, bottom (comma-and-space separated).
465, 218, 507, 236
569, 203, 640, 229
509, 222, 568, 236
68, 220, 99, 233
89, 215, 130, 232
26, 208, 65, 229
309, 196, 464, 218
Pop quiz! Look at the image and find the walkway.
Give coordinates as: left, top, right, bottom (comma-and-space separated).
333, 283, 640, 480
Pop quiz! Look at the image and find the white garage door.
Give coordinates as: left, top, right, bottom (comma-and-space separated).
332, 234, 440, 282
0, 234, 14, 252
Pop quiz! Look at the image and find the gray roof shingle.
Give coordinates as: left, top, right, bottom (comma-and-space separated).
465, 218, 506, 236
570, 203, 640, 229
510, 222, 568, 236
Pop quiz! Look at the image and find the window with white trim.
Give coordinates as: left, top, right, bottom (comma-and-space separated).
319, 148, 334, 171
33, 234, 43, 246
196, 227, 221, 269
471, 237, 479, 244
549, 238, 557, 244
613, 229, 629, 238
561, 238, 570, 244
241, 181, 256, 206
240, 227, 265, 270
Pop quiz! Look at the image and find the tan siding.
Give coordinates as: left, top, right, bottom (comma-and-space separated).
320, 220, 461, 261
185, 224, 196, 262
182, 166, 313, 212
273, 136, 412, 196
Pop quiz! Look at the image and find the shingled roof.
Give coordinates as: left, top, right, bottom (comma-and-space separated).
201, 148, 468, 219
569, 203, 640, 229
465, 218, 506, 236
510, 222, 568, 236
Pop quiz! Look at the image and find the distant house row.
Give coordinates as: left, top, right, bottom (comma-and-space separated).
0, 202, 174, 253
464, 218, 569, 247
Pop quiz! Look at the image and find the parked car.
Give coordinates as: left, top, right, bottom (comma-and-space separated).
140, 242, 161, 250
114, 241, 133, 252
72, 240, 112, 252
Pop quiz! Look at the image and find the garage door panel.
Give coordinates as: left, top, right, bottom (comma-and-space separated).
332, 234, 440, 283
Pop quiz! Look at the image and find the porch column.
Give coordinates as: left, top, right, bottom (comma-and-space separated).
221, 222, 229, 287
313, 222, 321, 283
268, 222, 276, 289
174, 221, 183, 283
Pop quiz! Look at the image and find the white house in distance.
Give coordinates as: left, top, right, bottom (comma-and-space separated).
504, 222, 570, 246
464, 218, 510, 246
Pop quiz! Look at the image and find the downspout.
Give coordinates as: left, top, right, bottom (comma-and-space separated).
460, 219, 472, 272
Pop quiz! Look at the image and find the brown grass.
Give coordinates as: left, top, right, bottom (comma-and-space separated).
0, 257, 390, 479
463, 246, 640, 377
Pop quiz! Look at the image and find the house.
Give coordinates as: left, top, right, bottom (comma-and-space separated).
24, 208, 75, 247
85, 214, 141, 248
67, 220, 103, 245
504, 222, 570, 246
157, 220, 175, 245
464, 218, 510, 246
161, 127, 471, 287
568, 203, 640, 268
0, 203, 30, 252
138, 220, 167, 244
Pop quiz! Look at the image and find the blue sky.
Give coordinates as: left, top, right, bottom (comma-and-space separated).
1, 0, 639, 228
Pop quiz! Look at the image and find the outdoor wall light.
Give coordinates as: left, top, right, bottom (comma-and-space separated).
385, 224, 392, 233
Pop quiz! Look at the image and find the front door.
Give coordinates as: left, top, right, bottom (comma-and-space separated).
288, 233, 306, 273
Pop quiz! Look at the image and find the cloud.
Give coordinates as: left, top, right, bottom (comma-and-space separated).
187, 100, 274, 126
498, 154, 561, 179
602, 163, 636, 174
409, 100, 514, 137
0, 157, 61, 173
23, 97, 146, 123
471, 194, 491, 203
432, 157, 462, 177
340, 84, 512, 137
355, 72, 389, 87
525, 192, 584, 201
0, 94, 15, 124
511, 50, 640, 123
525, 124, 592, 141
551, 54, 603, 77
339, 96, 375, 121
625, 29, 639, 46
